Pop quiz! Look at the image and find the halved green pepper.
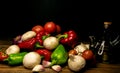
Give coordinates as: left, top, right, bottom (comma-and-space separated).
50, 44, 68, 66
4, 52, 28, 66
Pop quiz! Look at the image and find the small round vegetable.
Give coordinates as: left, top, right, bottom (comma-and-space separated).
32, 25, 44, 33
6, 45, 20, 55
56, 24, 61, 34
43, 36, 59, 50
44, 21, 56, 34
82, 49, 94, 60
21, 31, 36, 41
23, 52, 41, 69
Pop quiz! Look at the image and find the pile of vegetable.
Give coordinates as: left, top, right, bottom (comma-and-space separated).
0, 21, 96, 72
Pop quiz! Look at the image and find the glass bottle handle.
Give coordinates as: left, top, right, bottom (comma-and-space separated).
98, 41, 105, 55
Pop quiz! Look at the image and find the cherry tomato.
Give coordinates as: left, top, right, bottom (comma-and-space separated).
56, 24, 61, 34
32, 25, 44, 33
81, 49, 94, 60
44, 21, 56, 34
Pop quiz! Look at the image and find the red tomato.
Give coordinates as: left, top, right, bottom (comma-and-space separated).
32, 25, 44, 33
0, 52, 8, 61
56, 24, 61, 34
81, 49, 94, 60
44, 21, 56, 34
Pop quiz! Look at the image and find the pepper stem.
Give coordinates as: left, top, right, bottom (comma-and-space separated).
3, 58, 8, 62
42, 34, 50, 40
50, 59, 57, 66
34, 42, 44, 49
41, 56, 44, 60
57, 34, 68, 41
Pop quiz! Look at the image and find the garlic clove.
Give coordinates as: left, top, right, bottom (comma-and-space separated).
42, 60, 51, 68
32, 64, 45, 72
51, 65, 62, 72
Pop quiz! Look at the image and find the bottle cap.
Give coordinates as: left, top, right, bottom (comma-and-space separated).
104, 22, 112, 25
104, 21, 112, 29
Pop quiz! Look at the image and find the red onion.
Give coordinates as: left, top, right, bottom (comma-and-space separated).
12, 35, 22, 44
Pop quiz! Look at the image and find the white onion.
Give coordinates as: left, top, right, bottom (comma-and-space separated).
23, 52, 41, 69
21, 31, 36, 41
43, 36, 59, 50
6, 45, 20, 55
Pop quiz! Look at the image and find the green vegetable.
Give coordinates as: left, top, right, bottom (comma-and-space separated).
4, 52, 28, 65
50, 44, 68, 66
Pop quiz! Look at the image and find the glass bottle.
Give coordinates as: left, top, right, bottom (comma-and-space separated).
98, 21, 112, 63
102, 42, 110, 63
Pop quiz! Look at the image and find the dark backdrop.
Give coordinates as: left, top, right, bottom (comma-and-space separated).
0, 0, 116, 39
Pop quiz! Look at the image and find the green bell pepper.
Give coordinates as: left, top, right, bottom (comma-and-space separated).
4, 52, 28, 66
50, 44, 68, 66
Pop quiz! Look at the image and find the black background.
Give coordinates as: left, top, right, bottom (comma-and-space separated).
0, 0, 117, 39
1, 0, 120, 63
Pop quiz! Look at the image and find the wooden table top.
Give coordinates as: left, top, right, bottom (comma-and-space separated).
0, 40, 120, 73
0, 63, 120, 73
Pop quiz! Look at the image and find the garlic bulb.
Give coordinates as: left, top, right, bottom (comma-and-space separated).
74, 43, 88, 55
68, 55, 86, 72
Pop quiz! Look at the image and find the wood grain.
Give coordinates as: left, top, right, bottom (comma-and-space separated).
0, 63, 120, 73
